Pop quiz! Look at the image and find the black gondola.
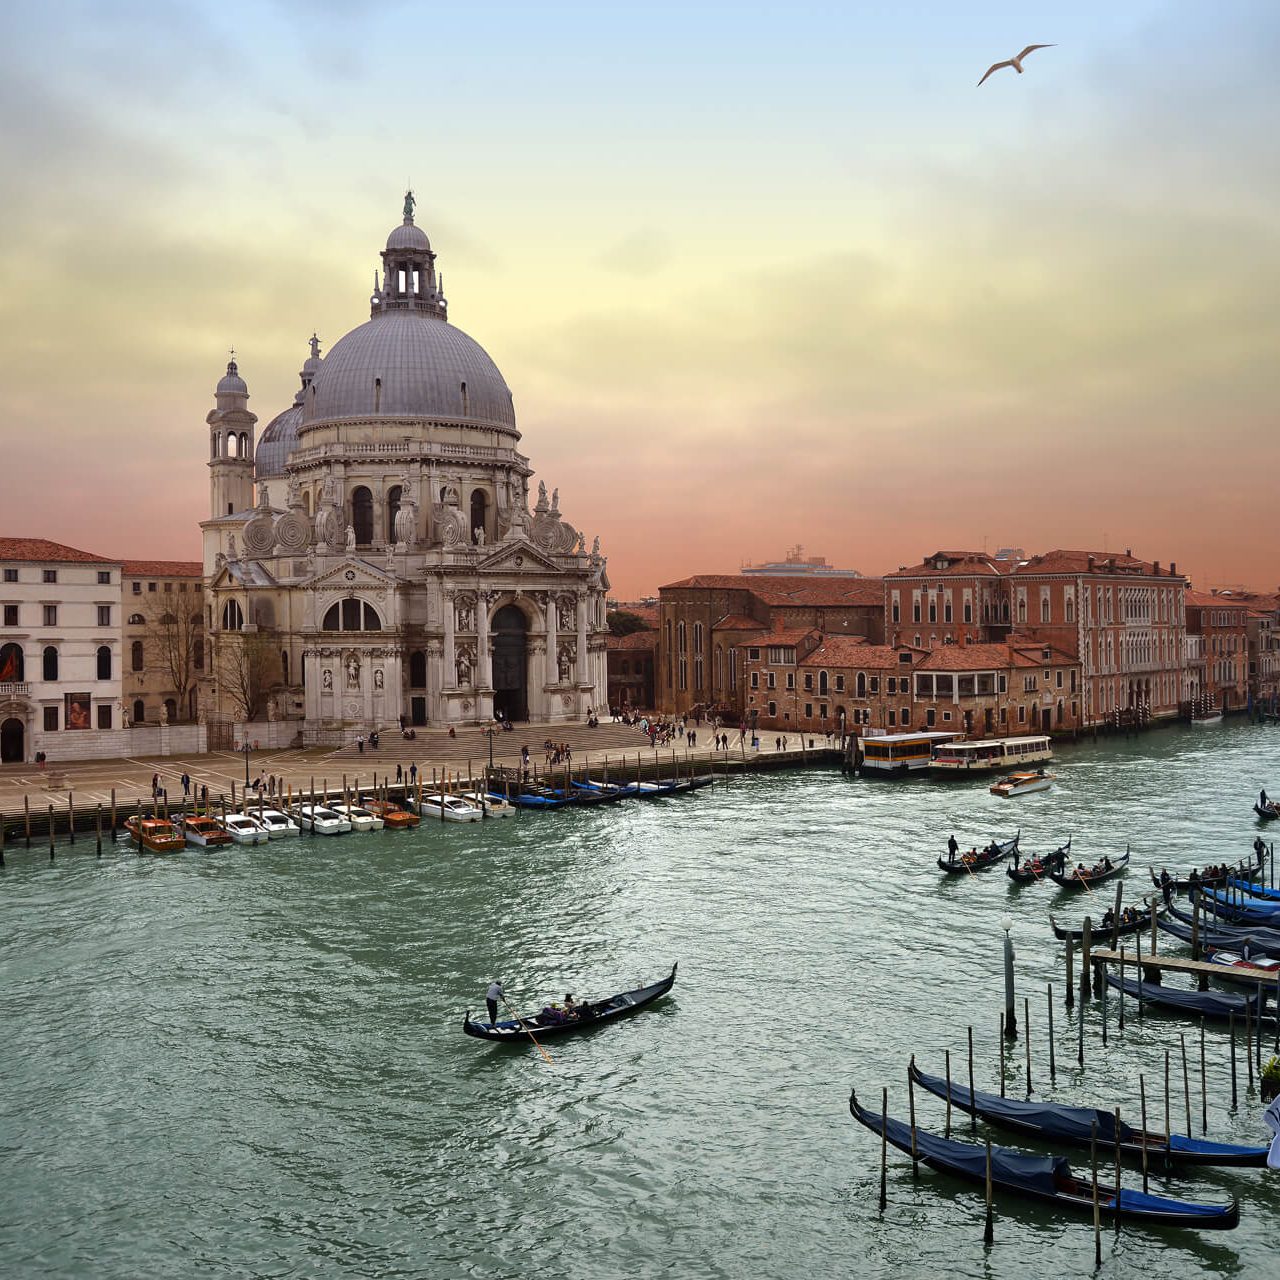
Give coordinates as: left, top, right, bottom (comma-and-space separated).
1149, 848, 1266, 895
909, 1060, 1266, 1167
1050, 904, 1159, 944
1255, 801, 1279, 822
1049, 846, 1130, 890
1164, 900, 1280, 953
937, 832, 1019, 875
462, 964, 677, 1044
847, 1089, 1239, 1229
1104, 972, 1274, 1027
1157, 913, 1280, 961
1006, 837, 1071, 884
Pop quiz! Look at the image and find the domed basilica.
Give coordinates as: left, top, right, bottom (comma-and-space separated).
200, 194, 609, 738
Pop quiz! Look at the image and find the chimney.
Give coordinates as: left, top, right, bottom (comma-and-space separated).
1153, 561, 1160, 575
1170, 561, 1177, 576
1087, 555, 1095, 572
1125, 547, 1132, 557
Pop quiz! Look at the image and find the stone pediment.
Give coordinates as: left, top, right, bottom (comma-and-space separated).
474, 539, 566, 576
305, 558, 399, 592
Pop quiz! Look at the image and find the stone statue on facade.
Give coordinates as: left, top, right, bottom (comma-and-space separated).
591, 536, 600, 558
536, 480, 548, 512
322, 668, 333, 691
456, 647, 473, 686
457, 599, 475, 631
558, 642, 574, 683
474, 525, 485, 547
551, 487, 560, 515
226, 532, 238, 560
345, 653, 360, 689
374, 669, 384, 691
346, 524, 356, 552
576, 532, 586, 555
558, 598, 573, 631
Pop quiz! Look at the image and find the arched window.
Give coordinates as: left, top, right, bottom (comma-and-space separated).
132, 699, 145, 725
281, 650, 289, 685
131, 640, 144, 672
225, 433, 237, 458
409, 651, 427, 688
128, 613, 145, 625
239, 433, 249, 458
322, 599, 382, 632
386, 485, 402, 543
193, 635, 204, 670
42, 645, 59, 682
856, 672, 866, 698
819, 670, 829, 696
164, 697, 178, 723
96, 645, 112, 680
222, 599, 244, 630
302, 490, 313, 516
1, 640, 26, 680
470, 489, 488, 544
351, 486, 374, 545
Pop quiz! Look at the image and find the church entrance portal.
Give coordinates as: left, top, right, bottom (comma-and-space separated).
491, 605, 528, 722
1, 717, 24, 764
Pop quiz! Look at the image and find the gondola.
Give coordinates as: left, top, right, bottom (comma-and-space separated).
1157, 913, 1280, 960
937, 832, 1019, 875
909, 1060, 1266, 1167
462, 964, 677, 1044
1006, 838, 1071, 885
1049, 847, 1130, 890
1165, 900, 1280, 952
847, 1089, 1239, 1229
1149, 849, 1266, 895
1104, 972, 1274, 1027
1255, 800, 1280, 822
1225, 877, 1280, 902
1195, 887, 1280, 926
1050, 904, 1159, 944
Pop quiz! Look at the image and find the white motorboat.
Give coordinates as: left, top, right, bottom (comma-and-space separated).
330, 803, 384, 831
255, 809, 300, 838
223, 813, 270, 845
463, 790, 516, 817
1191, 711, 1223, 726
290, 804, 351, 835
990, 770, 1055, 798
416, 793, 483, 823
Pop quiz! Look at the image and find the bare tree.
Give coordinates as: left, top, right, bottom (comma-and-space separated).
139, 597, 205, 721
217, 630, 281, 723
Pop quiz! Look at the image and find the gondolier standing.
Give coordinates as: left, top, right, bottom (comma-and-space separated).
486, 979, 504, 1028
947, 834, 959, 864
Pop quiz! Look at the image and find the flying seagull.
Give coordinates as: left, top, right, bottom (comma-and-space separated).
977, 44, 1054, 87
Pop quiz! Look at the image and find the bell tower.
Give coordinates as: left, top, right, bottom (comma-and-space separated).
207, 357, 257, 517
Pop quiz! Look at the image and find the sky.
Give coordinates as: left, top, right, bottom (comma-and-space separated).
1, 1, 1277, 598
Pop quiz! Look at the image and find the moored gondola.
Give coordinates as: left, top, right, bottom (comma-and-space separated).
1050, 847, 1130, 890
463, 964, 677, 1044
1164, 901, 1280, 953
847, 1088, 1239, 1228
1157, 912, 1280, 960
1104, 972, 1274, 1027
1050, 904, 1159, 944
908, 1059, 1266, 1167
1195, 887, 1280, 926
1007, 837, 1071, 884
1150, 847, 1266, 895
937, 832, 1019, 875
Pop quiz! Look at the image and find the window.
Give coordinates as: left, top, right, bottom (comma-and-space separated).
887, 677, 897, 694
913, 601, 922, 622
97, 605, 111, 627
888, 709, 896, 726
869, 676, 879, 694
819, 671, 828, 695
944, 602, 952, 623
43, 706, 58, 731
0, 641, 23, 678
98, 571, 111, 585
927, 708, 936, 726
386, 485, 403, 543
748, 647, 760, 661
96, 646, 112, 680
2, 568, 16, 583
43, 569, 57, 583
163, 582, 172, 593
835, 675, 844, 692
1056, 670, 1063, 689
131, 640, 144, 672
928, 601, 937, 623
901, 706, 910, 725
766, 672, 776, 689
127, 613, 144, 625
1041, 596, 1050, 623
132, 581, 141, 594
3, 605, 16, 627
97, 704, 112, 729
352, 487, 374, 544
767, 701, 777, 718
42, 646, 58, 681
805, 703, 813, 718
963, 601, 972, 623
820, 704, 828, 719
222, 599, 244, 630
1018, 705, 1026, 723
750, 672, 759, 689
43, 605, 57, 626
804, 673, 813, 691
785, 672, 794, 690
132, 699, 145, 724
148, 582, 157, 592
322, 599, 382, 632
892, 600, 900, 623
179, 582, 188, 592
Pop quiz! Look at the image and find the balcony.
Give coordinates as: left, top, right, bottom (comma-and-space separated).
0, 681, 31, 697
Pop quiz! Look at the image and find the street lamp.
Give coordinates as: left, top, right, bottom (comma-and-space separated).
1001, 914, 1017, 1038
241, 742, 252, 791
483, 725, 496, 770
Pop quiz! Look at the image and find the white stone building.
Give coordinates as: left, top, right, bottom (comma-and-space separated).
201, 195, 610, 740
0, 539, 124, 763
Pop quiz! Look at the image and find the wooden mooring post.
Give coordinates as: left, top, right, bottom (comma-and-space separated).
1064, 936, 1074, 1008
1080, 917, 1093, 1000
48, 803, 55, 860
1047, 986, 1056, 1083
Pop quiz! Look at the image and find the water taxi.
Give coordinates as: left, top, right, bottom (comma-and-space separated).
416, 793, 484, 822
363, 799, 420, 828
330, 803, 384, 831
289, 804, 351, 835
255, 809, 300, 838
223, 813, 270, 845
124, 815, 186, 854
461, 789, 517, 817
930, 734, 1053, 776
990, 770, 1055, 798
857, 731, 959, 776
179, 814, 233, 848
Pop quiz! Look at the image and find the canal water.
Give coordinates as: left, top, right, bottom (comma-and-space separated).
2, 723, 1278, 1279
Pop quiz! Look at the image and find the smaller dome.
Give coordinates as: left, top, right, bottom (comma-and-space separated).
217, 359, 248, 395
256, 403, 302, 479
386, 221, 431, 253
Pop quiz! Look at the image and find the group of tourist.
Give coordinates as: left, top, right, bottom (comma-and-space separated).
1100, 905, 1144, 932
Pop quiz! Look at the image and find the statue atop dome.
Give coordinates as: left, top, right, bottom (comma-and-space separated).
403, 189, 416, 223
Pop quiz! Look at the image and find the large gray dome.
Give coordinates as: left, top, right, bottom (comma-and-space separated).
305, 310, 516, 430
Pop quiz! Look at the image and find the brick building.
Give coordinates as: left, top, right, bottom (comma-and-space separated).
122, 560, 205, 725
1184, 589, 1249, 712
884, 551, 1017, 647
606, 629, 657, 711
657, 574, 885, 716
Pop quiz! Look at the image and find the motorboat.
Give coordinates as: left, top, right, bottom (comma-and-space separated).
255, 809, 300, 838
417, 793, 483, 822
222, 813, 270, 845
179, 814, 232, 848
124, 815, 185, 854
1207, 950, 1280, 986
931, 735, 1053, 776
462, 790, 517, 817
330, 803, 384, 831
363, 799, 419, 828
290, 804, 351, 835
991, 770, 1054, 798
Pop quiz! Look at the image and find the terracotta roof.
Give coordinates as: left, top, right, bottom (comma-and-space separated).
886, 554, 1014, 579
1185, 589, 1249, 611
798, 643, 921, 669
713, 613, 766, 631
661, 573, 885, 607
121, 559, 203, 577
0, 537, 118, 564
606, 631, 658, 651
611, 602, 659, 627
917, 642, 1075, 671
755, 627, 821, 647
1014, 549, 1180, 578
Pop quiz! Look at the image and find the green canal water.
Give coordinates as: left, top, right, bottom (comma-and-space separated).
2, 723, 1279, 1278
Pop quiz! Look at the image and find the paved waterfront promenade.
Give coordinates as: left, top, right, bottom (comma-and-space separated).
0, 721, 841, 819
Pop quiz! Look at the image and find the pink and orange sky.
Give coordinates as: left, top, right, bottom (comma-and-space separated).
1, 2, 1277, 598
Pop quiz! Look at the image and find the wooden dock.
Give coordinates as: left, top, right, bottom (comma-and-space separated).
1091, 947, 1280, 991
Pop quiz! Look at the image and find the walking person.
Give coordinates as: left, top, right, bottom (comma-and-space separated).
486, 979, 504, 1028
181, 772, 191, 799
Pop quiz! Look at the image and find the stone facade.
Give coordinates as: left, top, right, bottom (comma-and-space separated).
122, 560, 205, 726
199, 197, 609, 739
1185, 589, 1250, 712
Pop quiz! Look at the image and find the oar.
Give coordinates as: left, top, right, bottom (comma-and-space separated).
502, 995, 554, 1065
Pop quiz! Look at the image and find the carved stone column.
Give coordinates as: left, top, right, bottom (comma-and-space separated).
576, 590, 589, 685
443, 588, 456, 688
477, 591, 493, 689
545, 593, 558, 689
